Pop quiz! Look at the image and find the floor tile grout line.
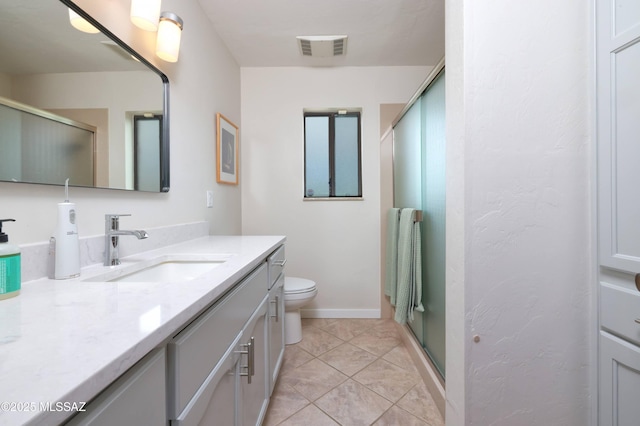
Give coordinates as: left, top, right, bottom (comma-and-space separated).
270, 319, 440, 426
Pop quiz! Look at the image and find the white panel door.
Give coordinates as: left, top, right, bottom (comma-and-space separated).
597, 0, 640, 272
599, 332, 640, 426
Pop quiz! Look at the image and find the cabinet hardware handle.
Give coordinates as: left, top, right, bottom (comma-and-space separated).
248, 336, 255, 380
271, 296, 280, 322
237, 338, 254, 384
635, 319, 640, 324
272, 259, 287, 267
636, 273, 640, 293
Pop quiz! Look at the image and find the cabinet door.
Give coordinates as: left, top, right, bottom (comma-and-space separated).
172, 334, 241, 426
65, 348, 166, 426
599, 331, 640, 426
168, 262, 268, 417
239, 296, 269, 426
268, 273, 285, 395
597, 0, 640, 272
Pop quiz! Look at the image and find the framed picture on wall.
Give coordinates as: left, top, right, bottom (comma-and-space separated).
216, 113, 239, 185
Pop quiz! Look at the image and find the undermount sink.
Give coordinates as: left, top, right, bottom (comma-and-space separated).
83, 254, 233, 283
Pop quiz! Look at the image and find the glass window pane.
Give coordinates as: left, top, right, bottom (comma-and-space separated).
135, 117, 161, 192
334, 115, 360, 196
305, 116, 330, 197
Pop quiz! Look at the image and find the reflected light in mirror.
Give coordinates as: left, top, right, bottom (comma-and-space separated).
68, 9, 100, 33
130, 0, 162, 32
156, 12, 183, 63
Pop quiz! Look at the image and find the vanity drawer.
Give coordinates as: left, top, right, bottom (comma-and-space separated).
267, 245, 286, 289
168, 262, 268, 418
600, 282, 640, 346
65, 348, 166, 426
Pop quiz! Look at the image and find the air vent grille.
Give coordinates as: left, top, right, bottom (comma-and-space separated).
296, 35, 348, 58
300, 39, 312, 56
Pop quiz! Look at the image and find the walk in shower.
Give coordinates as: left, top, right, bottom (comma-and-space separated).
392, 63, 446, 378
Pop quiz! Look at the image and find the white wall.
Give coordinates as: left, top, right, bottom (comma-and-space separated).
241, 67, 428, 317
0, 0, 241, 246
446, 0, 592, 424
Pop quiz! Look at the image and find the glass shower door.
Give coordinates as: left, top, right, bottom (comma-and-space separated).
419, 71, 446, 377
393, 70, 446, 378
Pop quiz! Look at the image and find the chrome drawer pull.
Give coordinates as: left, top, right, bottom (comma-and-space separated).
635, 319, 640, 324
237, 337, 254, 384
248, 336, 255, 379
271, 296, 280, 322
272, 259, 287, 267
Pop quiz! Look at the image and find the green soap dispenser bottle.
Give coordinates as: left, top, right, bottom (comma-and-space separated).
0, 219, 21, 300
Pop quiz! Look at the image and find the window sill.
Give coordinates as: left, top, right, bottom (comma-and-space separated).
303, 197, 364, 201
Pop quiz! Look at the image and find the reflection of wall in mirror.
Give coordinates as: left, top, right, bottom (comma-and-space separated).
9, 70, 161, 190
0, 73, 10, 97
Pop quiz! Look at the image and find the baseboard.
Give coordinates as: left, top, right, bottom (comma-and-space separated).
395, 323, 446, 420
300, 309, 381, 319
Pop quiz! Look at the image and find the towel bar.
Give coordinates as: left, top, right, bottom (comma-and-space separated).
395, 208, 423, 222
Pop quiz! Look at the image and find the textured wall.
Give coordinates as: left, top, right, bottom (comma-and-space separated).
446, 0, 593, 424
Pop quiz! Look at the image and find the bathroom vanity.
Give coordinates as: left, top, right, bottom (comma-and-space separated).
0, 235, 285, 426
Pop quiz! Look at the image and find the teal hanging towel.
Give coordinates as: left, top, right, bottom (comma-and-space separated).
394, 208, 425, 324
384, 208, 401, 305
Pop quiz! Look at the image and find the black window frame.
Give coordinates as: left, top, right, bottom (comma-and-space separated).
303, 110, 362, 198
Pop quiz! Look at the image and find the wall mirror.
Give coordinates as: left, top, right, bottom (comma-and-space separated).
0, 0, 170, 192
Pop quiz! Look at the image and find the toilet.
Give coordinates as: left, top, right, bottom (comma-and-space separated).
284, 277, 318, 344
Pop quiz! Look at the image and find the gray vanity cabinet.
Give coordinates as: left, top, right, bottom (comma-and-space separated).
267, 246, 286, 394
65, 348, 166, 426
168, 261, 271, 426
268, 273, 285, 394
239, 296, 270, 425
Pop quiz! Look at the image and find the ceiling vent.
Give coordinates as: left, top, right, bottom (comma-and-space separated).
296, 35, 348, 57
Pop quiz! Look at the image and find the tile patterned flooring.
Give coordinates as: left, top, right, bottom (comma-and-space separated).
264, 318, 444, 426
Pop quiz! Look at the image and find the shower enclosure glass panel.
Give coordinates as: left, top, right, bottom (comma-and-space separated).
393, 102, 422, 209
420, 71, 446, 376
392, 69, 446, 378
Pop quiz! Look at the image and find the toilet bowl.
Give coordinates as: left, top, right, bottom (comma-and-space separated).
284, 277, 318, 344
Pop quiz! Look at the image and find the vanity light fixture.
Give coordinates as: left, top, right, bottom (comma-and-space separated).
155, 12, 183, 63
68, 9, 100, 34
130, 0, 162, 32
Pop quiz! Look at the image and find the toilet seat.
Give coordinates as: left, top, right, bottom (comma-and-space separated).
284, 277, 316, 295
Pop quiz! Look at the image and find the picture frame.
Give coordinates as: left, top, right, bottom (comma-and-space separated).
216, 113, 239, 185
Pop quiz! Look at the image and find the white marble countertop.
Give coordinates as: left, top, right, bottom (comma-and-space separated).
0, 235, 285, 426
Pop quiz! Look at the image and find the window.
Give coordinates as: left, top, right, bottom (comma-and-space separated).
133, 114, 162, 191
304, 110, 362, 198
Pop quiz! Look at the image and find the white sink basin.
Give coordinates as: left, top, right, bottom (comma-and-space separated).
83, 254, 233, 283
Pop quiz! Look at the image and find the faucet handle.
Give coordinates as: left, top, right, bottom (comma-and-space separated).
105, 214, 131, 219
105, 214, 131, 232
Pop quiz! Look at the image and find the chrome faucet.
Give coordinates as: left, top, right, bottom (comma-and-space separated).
104, 214, 148, 266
